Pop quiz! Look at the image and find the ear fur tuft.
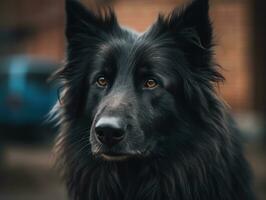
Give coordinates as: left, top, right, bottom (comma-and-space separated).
65, 0, 118, 40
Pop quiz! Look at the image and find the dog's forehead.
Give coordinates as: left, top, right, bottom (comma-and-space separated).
97, 32, 176, 72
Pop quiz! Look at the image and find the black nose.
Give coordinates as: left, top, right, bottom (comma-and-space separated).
95, 117, 125, 147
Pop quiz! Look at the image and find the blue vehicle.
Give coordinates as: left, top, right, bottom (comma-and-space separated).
0, 55, 58, 142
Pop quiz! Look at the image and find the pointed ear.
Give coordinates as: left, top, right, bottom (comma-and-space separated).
154, 0, 212, 50
150, 0, 223, 83
167, 0, 212, 48
65, 0, 118, 42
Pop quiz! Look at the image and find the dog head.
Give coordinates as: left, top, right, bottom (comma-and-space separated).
53, 0, 223, 161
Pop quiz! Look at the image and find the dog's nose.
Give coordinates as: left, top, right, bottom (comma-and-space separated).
95, 117, 125, 147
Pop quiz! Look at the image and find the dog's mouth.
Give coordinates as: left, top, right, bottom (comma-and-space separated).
100, 153, 130, 161
93, 144, 154, 161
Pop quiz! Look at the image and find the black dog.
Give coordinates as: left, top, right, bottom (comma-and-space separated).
51, 0, 256, 199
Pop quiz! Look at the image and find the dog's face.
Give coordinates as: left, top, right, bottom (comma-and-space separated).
87, 34, 182, 160
56, 0, 222, 161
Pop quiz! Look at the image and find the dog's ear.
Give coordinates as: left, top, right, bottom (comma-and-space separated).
150, 0, 223, 82
150, 0, 213, 57
149, 0, 223, 84
173, 0, 211, 48
159, 0, 212, 48
65, 0, 118, 42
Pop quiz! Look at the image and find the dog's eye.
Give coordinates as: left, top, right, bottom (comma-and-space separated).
144, 79, 158, 89
96, 76, 108, 88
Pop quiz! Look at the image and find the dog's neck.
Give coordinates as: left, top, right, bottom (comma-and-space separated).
65, 150, 253, 200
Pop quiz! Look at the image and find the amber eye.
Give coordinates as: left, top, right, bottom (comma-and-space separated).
144, 79, 158, 89
96, 76, 108, 87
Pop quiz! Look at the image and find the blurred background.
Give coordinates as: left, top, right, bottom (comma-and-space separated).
0, 0, 265, 199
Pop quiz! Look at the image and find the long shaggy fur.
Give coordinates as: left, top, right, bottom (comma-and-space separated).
51, 0, 256, 199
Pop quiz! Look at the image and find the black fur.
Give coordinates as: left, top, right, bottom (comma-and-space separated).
51, 0, 256, 199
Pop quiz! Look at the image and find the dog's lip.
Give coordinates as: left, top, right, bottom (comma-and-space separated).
99, 153, 131, 161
